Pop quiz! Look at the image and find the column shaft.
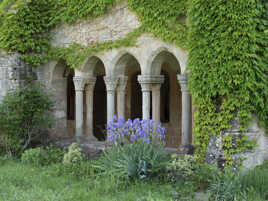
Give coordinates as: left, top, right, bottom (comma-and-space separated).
75, 90, 84, 137
107, 91, 116, 123
142, 90, 151, 120
104, 76, 118, 125
85, 78, 96, 140
177, 74, 191, 146
181, 91, 191, 145
152, 84, 161, 124
117, 91, 125, 119
117, 76, 128, 119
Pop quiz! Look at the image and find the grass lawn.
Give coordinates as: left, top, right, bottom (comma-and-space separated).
0, 159, 188, 201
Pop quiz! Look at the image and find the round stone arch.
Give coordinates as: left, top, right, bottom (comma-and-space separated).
146, 47, 185, 147
110, 50, 143, 120
48, 59, 75, 138
74, 56, 108, 140
109, 50, 142, 76
146, 46, 182, 75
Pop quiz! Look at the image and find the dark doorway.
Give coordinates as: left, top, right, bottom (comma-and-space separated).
131, 72, 142, 119
161, 70, 170, 123
67, 69, 75, 120
93, 76, 107, 140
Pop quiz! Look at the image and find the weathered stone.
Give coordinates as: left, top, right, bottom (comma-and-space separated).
51, 2, 140, 47
0, 52, 31, 102
206, 116, 268, 170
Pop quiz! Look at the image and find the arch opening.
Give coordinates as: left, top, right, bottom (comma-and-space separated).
113, 53, 142, 120
50, 60, 75, 138
150, 50, 182, 148
92, 59, 107, 141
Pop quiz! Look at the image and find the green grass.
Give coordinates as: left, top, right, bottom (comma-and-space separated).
0, 159, 179, 201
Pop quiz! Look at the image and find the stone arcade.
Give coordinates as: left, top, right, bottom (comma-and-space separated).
0, 2, 267, 167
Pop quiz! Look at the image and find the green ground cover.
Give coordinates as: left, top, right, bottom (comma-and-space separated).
0, 159, 179, 201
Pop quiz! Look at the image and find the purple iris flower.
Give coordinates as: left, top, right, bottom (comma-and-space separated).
106, 116, 166, 144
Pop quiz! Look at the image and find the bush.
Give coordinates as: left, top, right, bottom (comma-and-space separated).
208, 168, 242, 201
166, 154, 198, 183
0, 82, 54, 156
94, 117, 168, 181
95, 140, 168, 181
21, 146, 64, 166
21, 147, 44, 166
240, 168, 268, 200
63, 143, 84, 166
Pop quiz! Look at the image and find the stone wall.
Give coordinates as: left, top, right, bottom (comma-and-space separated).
0, 51, 30, 102
51, 2, 141, 47
206, 117, 268, 170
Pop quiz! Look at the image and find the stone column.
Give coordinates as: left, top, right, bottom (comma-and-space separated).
117, 76, 128, 120
152, 76, 164, 124
104, 76, 118, 124
177, 73, 191, 146
73, 76, 87, 138
138, 75, 152, 120
85, 77, 97, 140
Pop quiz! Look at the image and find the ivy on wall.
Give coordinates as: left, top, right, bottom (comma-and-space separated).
0, 0, 187, 67
187, 0, 268, 164
0, 0, 267, 164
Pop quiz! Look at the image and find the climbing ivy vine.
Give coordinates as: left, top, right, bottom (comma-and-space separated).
0, 0, 267, 164
187, 0, 268, 164
0, 0, 187, 67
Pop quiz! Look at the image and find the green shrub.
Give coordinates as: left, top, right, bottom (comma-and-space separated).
21, 147, 44, 166
166, 154, 198, 183
63, 143, 84, 166
240, 168, 268, 200
94, 140, 168, 181
0, 82, 54, 156
208, 168, 242, 201
21, 146, 65, 166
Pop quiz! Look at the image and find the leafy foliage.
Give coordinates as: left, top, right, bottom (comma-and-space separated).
0, 0, 267, 165
208, 167, 268, 201
63, 143, 84, 166
188, 0, 268, 163
94, 140, 168, 181
0, 82, 54, 156
21, 146, 64, 166
0, 0, 58, 66
0, 0, 187, 67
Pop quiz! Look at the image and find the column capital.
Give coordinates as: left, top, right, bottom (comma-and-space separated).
177, 73, 189, 92
73, 76, 88, 91
138, 75, 165, 84
117, 76, 128, 92
138, 75, 164, 92
104, 76, 119, 92
85, 77, 96, 91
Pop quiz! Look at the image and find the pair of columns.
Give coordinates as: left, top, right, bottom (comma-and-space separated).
104, 76, 128, 122
138, 74, 191, 146
137, 75, 164, 124
73, 73, 191, 147
73, 76, 96, 139
73, 75, 128, 139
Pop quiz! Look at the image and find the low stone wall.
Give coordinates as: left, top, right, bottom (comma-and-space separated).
206, 117, 268, 170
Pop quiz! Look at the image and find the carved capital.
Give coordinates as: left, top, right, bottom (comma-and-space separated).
73, 76, 87, 91
104, 76, 119, 92
177, 73, 189, 92
85, 77, 97, 92
117, 76, 128, 92
138, 75, 164, 92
